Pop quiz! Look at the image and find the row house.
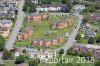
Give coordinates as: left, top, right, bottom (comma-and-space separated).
28, 50, 56, 59
17, 26, 33, 41
72, 44, 100, 60
26, 13, 49, 22
30, 35, 64, 46
0, 27, 10, 38
0, 20, 12, 28
37, 4, 69, 12
89, 13, 100, 20
50, 18, 72, 28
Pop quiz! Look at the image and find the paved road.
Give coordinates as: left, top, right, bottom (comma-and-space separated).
61, 13, 83, 57
5, 0, 25, 50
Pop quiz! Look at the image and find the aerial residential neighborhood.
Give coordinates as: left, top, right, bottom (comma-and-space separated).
0, 0, 100, 66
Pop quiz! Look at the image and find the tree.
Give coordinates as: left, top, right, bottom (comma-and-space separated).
15, 9, 18, 15
79, 52, 85, 57
59, 48, 64, 54
0, 35, 5, 51
23, 49, 26, 54
75, 34, 81, 43
85, 51, 92, 60
61, 0, 72, 12
2, 49, 14, 60
23, 0, 37, 13
88, 37, 94, 44
67, 48, 73, 55
96, 36, 100, 43
72, 50, 79, 56
23, 4, 28, 12
15, 55, 25, 64
28, 58, 38, 66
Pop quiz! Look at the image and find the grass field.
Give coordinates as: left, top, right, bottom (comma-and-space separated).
3, 60, 15, 66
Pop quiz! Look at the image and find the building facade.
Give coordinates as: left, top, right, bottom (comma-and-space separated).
0, 20, 12, 28
17, 26, 33, 41
30, 35, 64, 46
37, 4, 69, 12
26, 13, 49, 22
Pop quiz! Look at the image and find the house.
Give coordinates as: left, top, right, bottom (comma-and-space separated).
83, 23, 91, 29
0, 20, 12, 28
89, 13, 100, 20
50, 18, 72, 28
85, 29, 96, 37
14, 48, 22, 57
0, 27, 10, 38
26, 13, 49, 22
31, 0, 38, 4
7, 8, 15, 18
37, 4, 69, 12
64, 18, 72, 27
73, 4, 85, 12
25, 26, 33, 37
52, 38, 58, 45
30, 35, 64, 46
31, 38, 53, 46
0, 7, 7, 19
28, 50, 56, 59
95, 0, 100, 2
50, 22, 57, 28
57, 35, 64, 43
94, 49, 100, 60
57, 21, 65, 28
17, 26, 33, 41
72, 43, 100, 60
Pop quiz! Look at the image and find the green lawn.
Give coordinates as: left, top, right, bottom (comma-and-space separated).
3, 60, 15, 66
15, 15, 77, 48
